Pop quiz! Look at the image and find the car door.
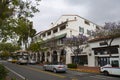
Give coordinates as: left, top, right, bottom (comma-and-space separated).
49, 63, 52, 70
111, 60, 120, 75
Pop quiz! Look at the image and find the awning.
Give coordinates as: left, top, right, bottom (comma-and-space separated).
45, 33, 67, 42
55, 33, 66, 39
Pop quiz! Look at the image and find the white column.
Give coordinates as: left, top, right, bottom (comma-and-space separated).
57, 52, 60, 62
66, 48, 71, 64
45, 52, 47, 62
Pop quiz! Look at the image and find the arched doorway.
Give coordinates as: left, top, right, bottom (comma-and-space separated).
60, 49, 66, 64
47, 52, 50, 62
52, 51, 58, 63
41, 52, 45, 63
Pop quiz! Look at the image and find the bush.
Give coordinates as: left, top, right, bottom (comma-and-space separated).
0, 64, 8, 80
67, 63, 77, 68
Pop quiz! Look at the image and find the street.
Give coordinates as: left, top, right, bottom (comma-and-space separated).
0, 61, 120, 80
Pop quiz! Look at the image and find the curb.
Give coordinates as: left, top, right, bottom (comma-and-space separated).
68, 68, 100, 74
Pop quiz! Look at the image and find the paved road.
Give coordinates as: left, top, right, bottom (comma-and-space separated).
0, 61, 120, 80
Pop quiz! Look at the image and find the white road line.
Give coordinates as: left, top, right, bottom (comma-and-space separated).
5, 66, 27, 80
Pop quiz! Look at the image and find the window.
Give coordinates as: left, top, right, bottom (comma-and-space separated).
42, 33, 46, 37
74, 17, 77, 20
53, 28, 58, 33
84, 20, 90, 25
47, 31, 51, 36
111, 60, 119, 67
87, 30, 91, 35
39, 35, 42, 38
60, 25, 66, 31
79, 27, 84, 33
96, 26, 100, 30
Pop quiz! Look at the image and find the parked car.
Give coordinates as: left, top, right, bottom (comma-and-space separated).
28, 60, 37, 64
7, 58, 17, 63
43, 62, 67, 73
100, 58, 120, 76
7, 58, 13, 62
17, 58, 28, 65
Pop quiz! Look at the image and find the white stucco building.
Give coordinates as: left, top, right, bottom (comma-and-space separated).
33, 14, 100, 65
88, 37, 120, 67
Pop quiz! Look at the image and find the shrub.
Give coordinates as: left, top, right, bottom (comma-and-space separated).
67, 63, 77, 68
11, 78, 16, 80
0, 64, 8, 80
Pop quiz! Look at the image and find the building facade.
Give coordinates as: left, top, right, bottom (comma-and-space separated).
33, 15, 100, 65
88, 37, 120, 67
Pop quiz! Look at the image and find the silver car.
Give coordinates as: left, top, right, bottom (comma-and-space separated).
28, 60, 37, 64
43, 63, 67, 73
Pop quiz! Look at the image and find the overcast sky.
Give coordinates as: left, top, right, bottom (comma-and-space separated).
31, 0, 120, 33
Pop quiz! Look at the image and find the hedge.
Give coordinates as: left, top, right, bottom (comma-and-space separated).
0, 64, 8, 80
67, 63, 77, 68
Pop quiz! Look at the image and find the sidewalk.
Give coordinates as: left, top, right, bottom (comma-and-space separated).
69, 66, 100, 74
39, 63, 100, 74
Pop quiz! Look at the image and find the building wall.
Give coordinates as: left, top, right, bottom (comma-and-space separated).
33, 15, 99, 65
67, 16, 97, 37
88, 37, 120, 67
36, 15, 98, 41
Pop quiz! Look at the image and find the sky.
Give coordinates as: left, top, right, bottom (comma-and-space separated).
31, 0, 120, 33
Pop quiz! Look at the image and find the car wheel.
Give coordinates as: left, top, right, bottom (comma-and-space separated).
103, 71, 109, 76
53, 69, 57, 73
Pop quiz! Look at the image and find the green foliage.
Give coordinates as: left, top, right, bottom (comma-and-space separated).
27, 39, 48, 52
11, 77, 16, 80
67, 63, 77, 68
0, 64, 8, 80
14, 17, 36, 49
0, 43, 21, 52
0, 42, 20, 59
0, 0, 40, 44
0, 51, 10, 59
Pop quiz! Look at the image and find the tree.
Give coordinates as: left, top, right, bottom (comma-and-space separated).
0, 42, 21, 59
63, 34, 88, 64
94, 22, 120, 57
0, 0, 40, 42
27, 39, 47, 63
0, 42, 21, 52
13, 17, 36, 49
0, 51, 10, 59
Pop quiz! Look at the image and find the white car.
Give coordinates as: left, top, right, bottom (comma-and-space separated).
28, 60, 37, 64
7, 58, 13, 62
100, 64, 120, 76
43, 63, 67, 73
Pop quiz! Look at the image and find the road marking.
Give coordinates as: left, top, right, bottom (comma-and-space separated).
5, 66, 27, 80
19, 65, 66, 78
